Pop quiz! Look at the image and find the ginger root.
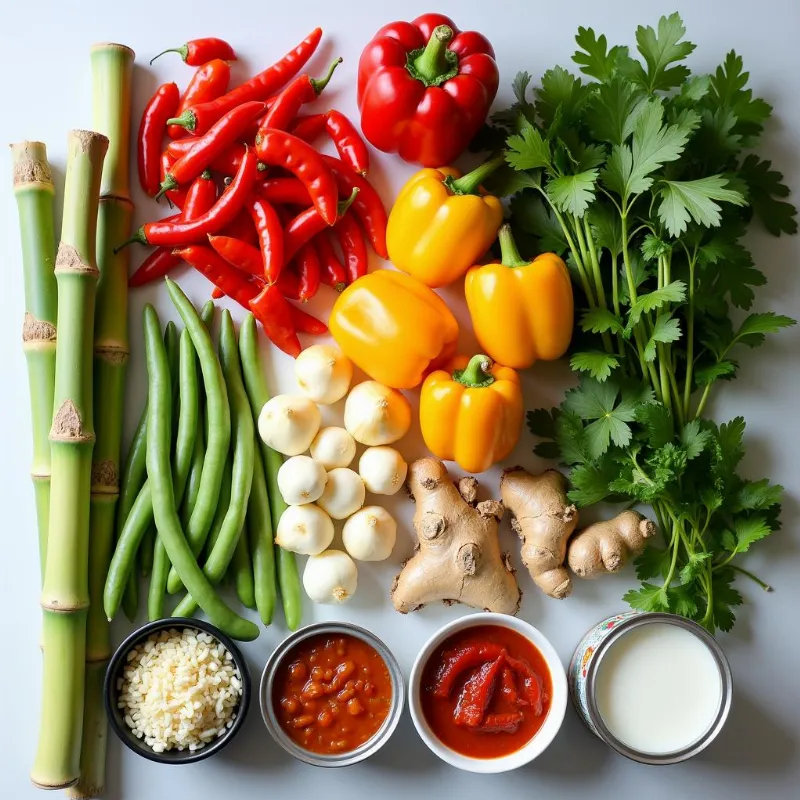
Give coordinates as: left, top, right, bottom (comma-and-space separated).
568, 510, 655, 578
500, 467, 578, 600
391, 458, 521, 615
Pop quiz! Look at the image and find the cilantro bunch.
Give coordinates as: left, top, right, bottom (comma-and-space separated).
484, 13, 797, 632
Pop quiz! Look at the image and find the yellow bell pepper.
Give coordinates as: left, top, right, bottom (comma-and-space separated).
329, 269, 459, 390
465, 224, 574, 369
386, 156, 505, 288
420, 354, 523, 474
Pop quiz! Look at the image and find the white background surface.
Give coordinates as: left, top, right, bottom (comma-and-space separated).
1, 1, 799, 797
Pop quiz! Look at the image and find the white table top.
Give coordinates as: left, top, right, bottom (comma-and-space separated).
2, 0, 799, 797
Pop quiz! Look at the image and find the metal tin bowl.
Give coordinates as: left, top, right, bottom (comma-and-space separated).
570, 611, 733, 765
104, 617, 251, 765
259, 621, 405, 767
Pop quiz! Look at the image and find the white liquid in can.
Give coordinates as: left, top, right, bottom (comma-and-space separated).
595, 622, 723, 755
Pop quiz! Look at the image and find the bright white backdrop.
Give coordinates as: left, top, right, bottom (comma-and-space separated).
1, 1, 799, 798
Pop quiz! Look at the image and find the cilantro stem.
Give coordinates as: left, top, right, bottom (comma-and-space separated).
576, 215, 615, 353
683, 254, 697, 419
694, 383, 712, 419
729, 565, 772, 591
662, 518, 682, 588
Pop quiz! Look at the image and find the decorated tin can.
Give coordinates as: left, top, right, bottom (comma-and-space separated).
569, 611, 732, 765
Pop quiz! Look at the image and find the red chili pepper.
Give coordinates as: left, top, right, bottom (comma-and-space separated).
129, 172, 217, 287
259, 177, 312, 206
325, 111, 370, 176
358, 14, 498, 166
453, 655, 506, 727
321, 155, 387, 258
168, 28, 322, 135
313, 233, 347, 292
120, 148, 258, 249
295, 241, 321, 301
151, 37, 237, 66
159, 101, 266, 196
223, 210, 260, 246
478, 712, 524, 734
169, 59, 232, 139
290, 305, 327, 335
283, 188, 358, 264
255, 130, 338, 226
207, 235, 262, 275
210, 143, 245, 175
138, 83, 179, 196
290, 113, 328, 142
160, 151, 188, 209
249, 283, 302, 357
174, 244, 262, 305
432, 643, 505, 698
256, 58, 341, 136
248, 196, 284, 281
506, 655, 546, 716
500, 666, 519, 706
334, 211, 369, 283
277, 266, 302, 300
211, 287, 225, 299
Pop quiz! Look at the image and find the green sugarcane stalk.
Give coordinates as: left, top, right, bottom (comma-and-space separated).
67, 43, 135, 800
31, 129, 108, 791
11, 141, 57, 579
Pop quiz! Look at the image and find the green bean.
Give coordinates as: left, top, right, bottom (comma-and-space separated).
249, 439, 277, 625
138, 525, 155, 577
150, 329, 200, 620
173, 452, 232, 618
143, 302, 258, 641
231, 521, 256, 609
180, 417, 204, 526
166, 279, 231, 567
239, 313, 301, 630
120, 570, 138, 622
171, 310, 253, 600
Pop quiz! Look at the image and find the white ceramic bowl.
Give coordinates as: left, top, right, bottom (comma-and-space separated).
408, 612, 568, 773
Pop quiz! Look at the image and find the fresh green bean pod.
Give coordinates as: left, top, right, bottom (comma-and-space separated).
143, 303, 257, 641
231, 523, 256, 609
238, 313, 301, 629
249, 439, 277, 625
138, 526, 155, 577
165, 280, 230, 567
120, 572, 138, 622
149, 329, 199, 620
171, 311, 253, 606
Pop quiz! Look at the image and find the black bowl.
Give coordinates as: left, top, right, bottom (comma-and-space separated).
104, 617, 251, 764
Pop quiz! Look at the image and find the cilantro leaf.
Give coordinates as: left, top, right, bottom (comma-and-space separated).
731, 515, 773, 553
535, 66, 592, 128
505, 126, 551, 171
572, 27, 628, 82
709, 569, 743, 633
634, 547, 670, 581
589, 203, 623, 258
627, 281, 687, 329
576, 143, 607, 171
484, 166, 542, 198
635, 401, 673, 448
567, 456, 622, 506
657, 176, 747, 236
580, 308, 625, 335
570, 350, 620, 381
554, 411, 592, 466
527, 408, 557, 439
512, 71, 532, 106
679, 551, 713, 585
694, 359, 738, 385
585, 78, 642, 146
714, 417, 746, 478
624, 583, 670, 612
644, 316, 682, 361
668, 585, 700, 618
641, 234, 671, 261
732, 479, 783, 512
733, 312, 796, 348
631, 12, 696, 93
546, 169, 599, 217
739, 154, 798, 235
510, 193, 569, 254
680, 420, 711, 460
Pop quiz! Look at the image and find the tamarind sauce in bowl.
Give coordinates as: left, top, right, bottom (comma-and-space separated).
409, 613, 567, 773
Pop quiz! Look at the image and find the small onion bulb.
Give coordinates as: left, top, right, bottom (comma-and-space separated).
309, 427, 357, 470
342, 506, 397, 562
275, 504, 334, 555
344, 381, 411, 445
277, 456, 328, 505
317, 468, 366, 520
303, 549, 358, 604
294, 344, 353, 404
258, 395, 321, 456
358, 446, 408, 496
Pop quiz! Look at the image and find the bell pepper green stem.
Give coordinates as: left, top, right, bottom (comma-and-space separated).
311, 57, 343, 95
498, 224, 529, 267
454, 355, 495, 388
448, 154, 505, 196
413, 25, 454, 83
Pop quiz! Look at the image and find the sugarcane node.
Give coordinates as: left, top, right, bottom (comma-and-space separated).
99, 192, 134, 209
95, 342, 129, 366
31, 777, 79, 791
90, 459, 119, 490
10, 142, 54, 189
90, 41, 136, 58
70, 129, 109, 155
54, 242, 100, 278
40, 598, 90, 613
22, 312, 56, 343
50, 399, 93, 443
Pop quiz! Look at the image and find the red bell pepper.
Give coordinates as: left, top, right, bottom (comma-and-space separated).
357, 13, 498, 167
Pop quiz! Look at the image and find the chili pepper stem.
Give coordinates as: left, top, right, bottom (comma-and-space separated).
166, 109, 196, 132
114, 226, 146, 252
498, 224, 529, 267
411, 25, 456, 86
454, 355, 495, 388
311, 57, 343, 95
336, 187, 359, 219
150, 45, 188, 65
155, 174, 179, 201
447, 154, 505, 196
